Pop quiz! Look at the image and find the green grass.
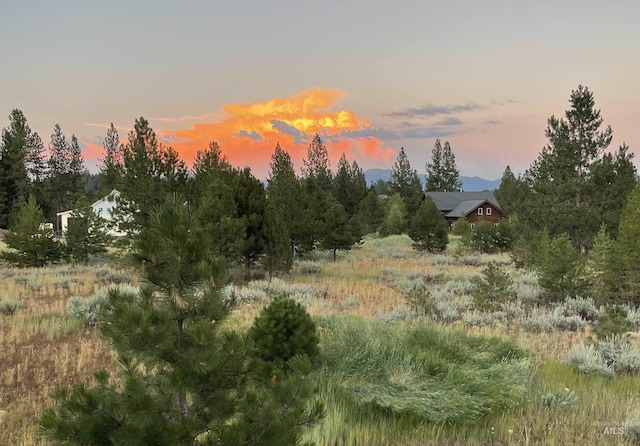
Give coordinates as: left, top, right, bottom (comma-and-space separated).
304, 316, 531, 444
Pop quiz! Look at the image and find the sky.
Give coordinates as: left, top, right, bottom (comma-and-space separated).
1, 0, 640, 180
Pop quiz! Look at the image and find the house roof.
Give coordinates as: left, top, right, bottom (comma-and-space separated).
446, 200, 485, 218
425, 191, 501, 212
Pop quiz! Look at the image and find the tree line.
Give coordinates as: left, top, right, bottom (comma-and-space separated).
1, 85, 639, 305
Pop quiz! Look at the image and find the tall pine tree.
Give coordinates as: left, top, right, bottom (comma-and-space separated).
389, 147, 423, 216
0, 110, 45, 228
99, 123, 123, 193
523, 85, 632, 251
425, 139, 462, 192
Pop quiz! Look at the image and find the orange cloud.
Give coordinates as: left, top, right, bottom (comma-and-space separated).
156, 88, 395, 178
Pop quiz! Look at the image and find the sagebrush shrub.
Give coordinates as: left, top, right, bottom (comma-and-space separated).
566, 344, 615, 379
0, 298, 25, 316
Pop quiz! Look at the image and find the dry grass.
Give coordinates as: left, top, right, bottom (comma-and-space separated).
2, 236, 640, 445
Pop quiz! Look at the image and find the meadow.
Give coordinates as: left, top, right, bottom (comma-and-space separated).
2, 235, 640, 445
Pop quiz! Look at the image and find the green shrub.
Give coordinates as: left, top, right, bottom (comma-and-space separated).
0, 298, 25, 315
249, 296, 320, 368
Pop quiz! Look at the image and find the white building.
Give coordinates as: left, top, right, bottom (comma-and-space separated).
56, 190, 122, 236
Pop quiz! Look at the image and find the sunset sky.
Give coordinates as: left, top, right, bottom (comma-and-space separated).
2, 0, 639, 180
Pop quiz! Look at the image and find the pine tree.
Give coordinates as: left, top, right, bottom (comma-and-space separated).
536, 230, 586, 302
379, 193, 407, 237
590, 145, 637, 239
473, 261, 513, 311
0, 195, 64, 267
524, 85, 626, 251
45, 125, 85, 225
65, 196, 111, 264
0, 110, 45, 228
114, 117, 186, 239
232, 167, 266, 277
41, 194, 321, 445
587, 224, 622, 305
99, 123, 123, 193
389, 147, 423, 216
332, 154, 367, 218
617, 183, 640, 305
190, 141, 241, 261
356, 190, 385, 235
408, 196, 449, 252
267, 142, 302, 256
320, 195, 357, 261
302, 133, 332, 191
262, 200, 293, 279
495, 165, 530, 216
425, 139, 462, 192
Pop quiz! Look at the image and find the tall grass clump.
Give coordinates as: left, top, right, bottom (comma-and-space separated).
315, 316, 530, 431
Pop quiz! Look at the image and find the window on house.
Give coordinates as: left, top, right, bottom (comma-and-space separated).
494, 223, 499, 227
470, 223, 475, 229
486, 208, 492, 215
478, 208, 483, 215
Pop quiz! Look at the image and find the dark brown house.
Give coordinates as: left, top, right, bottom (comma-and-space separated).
424, 191, 505, 229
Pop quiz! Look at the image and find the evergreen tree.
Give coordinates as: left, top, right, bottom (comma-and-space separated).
114, 117, 187, 239
536, 230, 586, 302
524, 85, 623, 251
389, 147, 423, 216
587, 224, 622, 305
372, 178, 391, 195
46, 125, 85, 224
494, 165, 530, 216
0, 110, 45, 228
407, 196, 449, 252
267, 142, 302, 256
473, 261, 513, 311
232, 167, 266, 277
320, 195, 357, 261
378, 193, 407, 237
262, 200, 293, 279
425, 139, 462, 192
99, 123, 123, 193
589, 145, 637, 239
617, 183, 640, 305
190, 141, 241, 261
0, 195, 64, 267
302, 133, 332, 191
296, 176, 326, 253
356, 190, 385, 235
249, 296, 320, 368
65, 196, 111, 264
40, 194, 321, 445
332, 154, 367, 218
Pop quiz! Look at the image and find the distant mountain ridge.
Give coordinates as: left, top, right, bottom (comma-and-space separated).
364, 168, 501, 192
